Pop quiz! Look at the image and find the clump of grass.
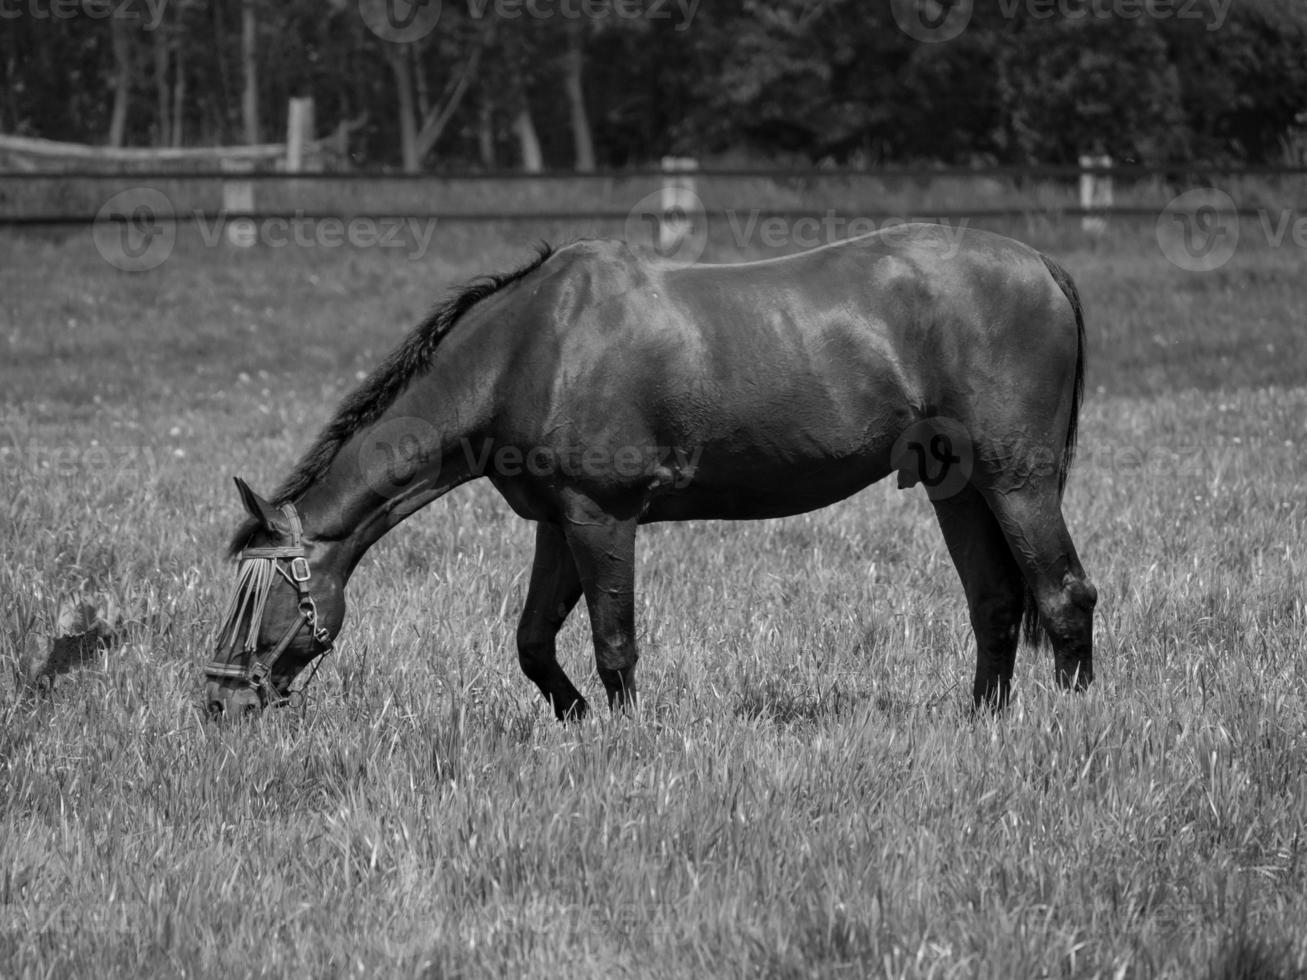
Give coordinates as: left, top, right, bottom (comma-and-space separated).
1207, 917, 1305, 980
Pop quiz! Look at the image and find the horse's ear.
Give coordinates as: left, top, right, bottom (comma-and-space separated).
233, 477, 281, 532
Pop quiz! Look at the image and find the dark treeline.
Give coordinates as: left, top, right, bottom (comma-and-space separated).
3, 0, 1306, 170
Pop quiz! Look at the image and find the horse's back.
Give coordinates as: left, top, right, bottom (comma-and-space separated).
502, 227, 1079, 518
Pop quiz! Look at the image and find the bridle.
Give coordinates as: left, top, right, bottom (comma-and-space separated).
204, 502, 334, 709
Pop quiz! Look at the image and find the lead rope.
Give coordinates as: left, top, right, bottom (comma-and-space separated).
290, 650, 329, 711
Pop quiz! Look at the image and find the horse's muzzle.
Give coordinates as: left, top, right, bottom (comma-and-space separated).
205, 679, 263, 718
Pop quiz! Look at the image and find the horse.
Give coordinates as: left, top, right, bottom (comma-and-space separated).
204, 224, 1097, 719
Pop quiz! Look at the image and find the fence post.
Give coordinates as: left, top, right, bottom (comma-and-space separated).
660, 156, 699, 251
286, 97, 315, 172
221, 157, 256, 248
1078, 154, 1112, 234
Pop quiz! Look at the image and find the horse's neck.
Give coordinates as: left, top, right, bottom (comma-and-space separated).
296, 317, 506, 578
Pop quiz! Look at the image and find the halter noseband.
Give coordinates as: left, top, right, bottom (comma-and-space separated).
204, 502, 334, 709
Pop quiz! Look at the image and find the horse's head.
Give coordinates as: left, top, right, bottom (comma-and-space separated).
204, 478, 345, 717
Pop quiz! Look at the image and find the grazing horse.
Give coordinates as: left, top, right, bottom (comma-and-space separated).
204, 224, 1096, 719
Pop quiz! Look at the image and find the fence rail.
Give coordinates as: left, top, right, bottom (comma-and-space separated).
3, 163, 1305, 227
4, 163, 1307, 181
3, 206, 1290, 228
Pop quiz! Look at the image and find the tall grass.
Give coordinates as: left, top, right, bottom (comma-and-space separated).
0, 220, 1304, 979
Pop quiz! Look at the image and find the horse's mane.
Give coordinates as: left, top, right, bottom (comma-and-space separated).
227, 243, 555, 556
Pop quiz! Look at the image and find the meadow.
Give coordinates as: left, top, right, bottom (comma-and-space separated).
0, 209, 1305, 979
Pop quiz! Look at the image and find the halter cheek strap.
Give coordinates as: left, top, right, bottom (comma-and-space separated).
205, 503, 334, 708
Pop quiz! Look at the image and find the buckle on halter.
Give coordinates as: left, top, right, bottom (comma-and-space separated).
289, 557, 311, 583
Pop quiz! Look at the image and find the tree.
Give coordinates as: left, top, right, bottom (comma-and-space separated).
240, 0, 260, 144
1160, 0, 1307, 163
562, 21, 595, 172
355, 0, 489, 171
107, 17, 133, 147
4, 0, 1307, 168
994, 16, 1186, 164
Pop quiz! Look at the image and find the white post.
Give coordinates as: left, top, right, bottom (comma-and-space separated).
221, 157, 257, 248
286, 97, 315, 172
660, 156, 699, 252
1079, 154, 1112, 235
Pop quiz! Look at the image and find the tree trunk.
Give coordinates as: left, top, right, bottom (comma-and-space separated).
153, 26, 170, 147
415, 45, 431, 124
513, 103, 543, 173
107, 19, 132, 147
240, 0, 259, 144
387, 46, 420, 172
171, 48, 186, 147
414, 42, 483, 164
210, 1, 232, 142
477, 96, 496, 169
562, 23, 595, 172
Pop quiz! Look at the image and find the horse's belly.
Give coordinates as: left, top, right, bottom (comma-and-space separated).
640, 450, 895, 522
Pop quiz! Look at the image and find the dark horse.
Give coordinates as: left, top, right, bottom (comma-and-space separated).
204, 224, 1096, 718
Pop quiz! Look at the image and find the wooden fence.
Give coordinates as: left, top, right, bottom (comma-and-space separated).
2, 148, 1305, 228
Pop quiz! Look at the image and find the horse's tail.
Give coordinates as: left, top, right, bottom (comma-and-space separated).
1040, 253, 1086, 497
1022, 253, 1087, 646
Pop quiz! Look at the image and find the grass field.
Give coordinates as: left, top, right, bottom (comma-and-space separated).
1, 214, 1305, 979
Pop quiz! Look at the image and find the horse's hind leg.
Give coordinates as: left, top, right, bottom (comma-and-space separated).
931, 484, 1027, 709
983, 487, 1097, 692
517, 522, 588, 721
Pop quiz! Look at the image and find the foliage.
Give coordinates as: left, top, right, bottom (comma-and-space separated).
3, 0, 1307, 167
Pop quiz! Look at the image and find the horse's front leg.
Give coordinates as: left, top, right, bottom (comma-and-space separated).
561, 494, 640, 713
517, 521, 588, 721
